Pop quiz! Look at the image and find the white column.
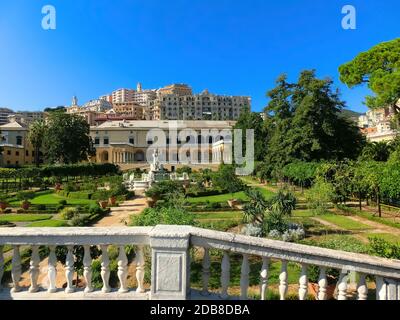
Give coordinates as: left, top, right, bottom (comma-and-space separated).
357, 273, 368, 300
279, 260, 288, 300
101, 245, 111, 293
299, 264, 308, 300
318, 267, 327, 300
29, 245, 40, 293
65, 246, 74, 293
201, 248, 211, 296
260, 257, 269, 300
136, 245, 145, 293
117, 245, 128, 293
83, 245, 93, 293
47, 246, 57, 293
220, 251, 230, 299
11, 245, 21, 293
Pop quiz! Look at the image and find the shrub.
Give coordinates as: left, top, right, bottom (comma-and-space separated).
60, 207, 79, 220
88, 204, 103, 215
70, 215, 86, 226
56, 204, 65, 212
305, 179, 334, 215
36, 204, 46, 211
241, 224, 264, 237
58, 199, 67, 206
2, 208, 12, 214
16, 208, 25, 214
16, 191, 35, 201
132, 206, 195, 226
369, 237, 400, 259
63, 182, 78, 193
145, 180, 184, 201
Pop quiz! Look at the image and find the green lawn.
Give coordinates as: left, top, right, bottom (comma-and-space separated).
0, 214, 52, 222
187, 187, 275, 203
27, 220, 69, 227
292, 210, 314, 218
9, 191, 96, 206
318, 214, 372, 231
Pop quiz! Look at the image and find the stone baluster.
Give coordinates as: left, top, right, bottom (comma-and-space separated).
65, 246, 75, 293
260, 257, 269, 300
337, 270, 348, 300
317, 267, 327, 300
136, 245, 145, 293
376, 277, 387, 300
83, 245, 93, 293
279, 260, 288, 300
47, 246, 57, 293
220, 251, 230, 299
357, 273, 368, 300
201, 248, 211, 296
298, 264, 308, 300
100, 245, 111, 293
11, 245, 21, 293
240, 254, 250, 300
29, 245, 40, 293
0, 246, 4, 291
117, 245, 128, 293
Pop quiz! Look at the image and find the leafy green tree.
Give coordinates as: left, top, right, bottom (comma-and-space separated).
234, 107, 267, 162
339, 38, 400, 127
28, 120, 47, 166
264, 71, 365, 178
212, 164, 244, 199
42, 112, 95, 164
359, 141, 392, 162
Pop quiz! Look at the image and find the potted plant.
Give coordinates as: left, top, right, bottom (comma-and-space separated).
0, 193, 9, 211
97, 190, 110, 209
17, 191, 35, 211
307, 265, 339, 300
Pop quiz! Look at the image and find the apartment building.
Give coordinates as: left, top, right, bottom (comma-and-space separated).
0, 108, 15, 125
0, 121, 35, 166
157, 84, 193, 96
358, 107, 397, 142
111, 102, 144, 119
151, 89, 251, 121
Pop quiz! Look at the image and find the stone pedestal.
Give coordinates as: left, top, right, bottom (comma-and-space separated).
149, 225, 191, 300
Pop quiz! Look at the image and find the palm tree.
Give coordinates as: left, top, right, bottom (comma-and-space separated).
28, 120, 47, 166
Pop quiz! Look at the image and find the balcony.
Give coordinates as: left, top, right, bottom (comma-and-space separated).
0, 225, 399, 300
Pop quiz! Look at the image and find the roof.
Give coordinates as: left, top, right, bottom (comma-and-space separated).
91, 120, 236, 130
0, 121, 27, 129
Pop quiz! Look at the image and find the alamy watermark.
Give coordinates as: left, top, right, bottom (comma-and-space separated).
41, 5, 56, 30
144, 125, 254, 175
342, 5, 356, 30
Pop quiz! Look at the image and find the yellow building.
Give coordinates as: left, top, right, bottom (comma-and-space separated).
90, 120, 234, 170
0, 121, 35, 166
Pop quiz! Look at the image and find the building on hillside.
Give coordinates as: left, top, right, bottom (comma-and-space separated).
111, 89, 135, 103
111, 102, 144, 119
358, 107, 397, 142
0, 121, 37, 166
9, 111, 44, 125
157, 84, 193, 96
90, 120, 235, 169
0, 108, 15, 125
82, 99, 113, 112
150, 89, 251, 121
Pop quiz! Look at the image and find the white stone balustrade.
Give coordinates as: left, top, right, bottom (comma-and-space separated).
0, 226, 400, 300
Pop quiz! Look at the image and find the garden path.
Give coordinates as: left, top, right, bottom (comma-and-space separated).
346, 215, 400, 236
93, 196, 148, 227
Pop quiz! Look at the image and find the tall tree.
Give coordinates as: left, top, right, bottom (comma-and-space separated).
359, 141, 392, 162
339, 38, 400, 127
43, 112, 95, 164
234, 107, 267, 161
28, 120, 47, 166
264, 70, 365, 177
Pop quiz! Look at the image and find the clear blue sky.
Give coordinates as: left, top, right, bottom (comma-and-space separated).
0, 0, 399, 113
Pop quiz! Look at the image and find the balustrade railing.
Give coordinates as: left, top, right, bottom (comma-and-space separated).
0, 226, 400, 300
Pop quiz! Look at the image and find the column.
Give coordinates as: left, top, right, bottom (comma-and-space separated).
149, 225, 191, 300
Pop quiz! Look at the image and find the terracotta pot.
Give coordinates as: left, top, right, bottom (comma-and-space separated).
108, 196, 116, 206
99, 201, 108, 209
0, 201, 8, 210
21, 201, 30, 211
146, 198, 156, 208
227, 199, 239, 208
308, 282, 336, 300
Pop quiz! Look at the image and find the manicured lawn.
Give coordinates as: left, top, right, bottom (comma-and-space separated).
9, 190, 96, 206
0, 214, 52, 222
292, 210, 314, 218
365, 233, 400, 244
187, 187, 275, 203
27, 220, 69, 227
318, 214, 372, 231
193, 211, 243, 220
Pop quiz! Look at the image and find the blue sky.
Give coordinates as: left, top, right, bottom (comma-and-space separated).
0, 0, 399, 113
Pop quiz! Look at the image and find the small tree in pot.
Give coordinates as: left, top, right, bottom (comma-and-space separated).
17, 191, 35, 211
0, 193, 9, 211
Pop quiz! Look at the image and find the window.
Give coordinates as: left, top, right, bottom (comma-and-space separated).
16, 161, 19, 165
129, 138, 134, 144
94, 138, 100, 145
16, 136, 22, 146
147, 140, 153, 145
16, 151, 20, 156
32, 151, 35, 157
7, 150, 11, 155
104, 138, 109, 145
26, 150, 29, 156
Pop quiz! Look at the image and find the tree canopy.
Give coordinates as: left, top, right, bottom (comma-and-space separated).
339, 38, 400, 125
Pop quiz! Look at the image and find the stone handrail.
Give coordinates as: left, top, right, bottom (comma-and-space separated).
0, 225, 400, 300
